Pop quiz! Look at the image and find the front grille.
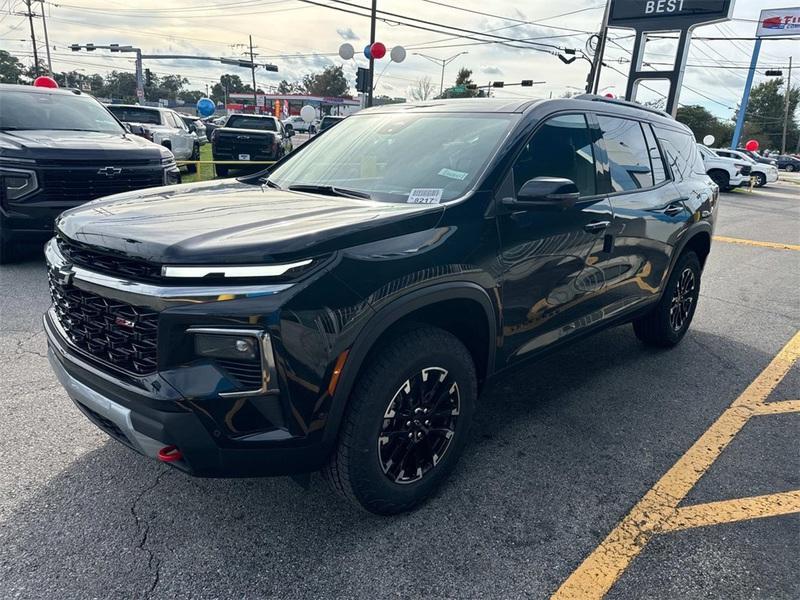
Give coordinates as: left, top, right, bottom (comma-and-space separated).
48, 270, 158, 375
41, 167, 164, 202
740, 165, 752, 176
216, 358, 263, 390
57, 237, 162, 282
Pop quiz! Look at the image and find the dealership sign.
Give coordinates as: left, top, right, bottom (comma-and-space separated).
608, 0, 734, 30
757, 7, 800, 37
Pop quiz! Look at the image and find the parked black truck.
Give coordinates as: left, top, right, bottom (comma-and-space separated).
211, 114, 294, 177
45, 96, 717, 514
0, 83, 180, 262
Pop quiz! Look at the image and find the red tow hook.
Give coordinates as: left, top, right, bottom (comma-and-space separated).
157, 445, 183, 463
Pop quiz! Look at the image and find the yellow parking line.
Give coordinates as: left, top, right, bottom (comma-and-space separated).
751, 400, 800, 415
713, 235, 800, 252
662, 491, 800, 532
552, 331, 800, 600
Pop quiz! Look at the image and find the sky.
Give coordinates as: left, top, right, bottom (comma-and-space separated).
1, 0, 798, 121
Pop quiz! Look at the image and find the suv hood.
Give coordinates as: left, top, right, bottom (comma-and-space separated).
0, 129, 163, 160
56, 179, 445, 264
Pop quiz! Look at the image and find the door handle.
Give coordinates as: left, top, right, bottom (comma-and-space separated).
663, 202, 684, 216
584, 220, 610, 233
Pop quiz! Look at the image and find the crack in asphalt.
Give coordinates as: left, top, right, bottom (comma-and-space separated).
131, 469, 169, 599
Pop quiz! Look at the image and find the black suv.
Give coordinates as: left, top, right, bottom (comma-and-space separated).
45, 96, 717, 514
0, 83, 180, 262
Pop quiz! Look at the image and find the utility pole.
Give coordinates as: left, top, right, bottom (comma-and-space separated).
24, 0, 40, 77
249, 35, 258, 112
781, 56, 793, 154
367, 0, 377, 107
35, 0, 52, 74
588, 0, 612, 94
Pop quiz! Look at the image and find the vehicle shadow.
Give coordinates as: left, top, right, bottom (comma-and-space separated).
0, 327, 779, 599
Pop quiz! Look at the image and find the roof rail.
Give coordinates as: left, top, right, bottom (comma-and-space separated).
572, 94, 670, 118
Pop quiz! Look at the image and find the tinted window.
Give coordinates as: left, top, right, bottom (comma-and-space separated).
597, 116, 653, 191
226, 116, 278, 131
107, 105, 162, 125
0, 91, 123, 133
655, 126, 705, 179
642, 123, 667, 184
513, 114, 596, 197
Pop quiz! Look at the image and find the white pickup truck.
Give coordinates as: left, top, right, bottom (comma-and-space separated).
697, 144, 747, 192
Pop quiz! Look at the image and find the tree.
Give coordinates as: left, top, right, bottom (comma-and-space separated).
743, 79, 799, 151
211, 74, 252, 102
0, 50, 24, 84
277, 79, 304, 94
302, 65, 349, 97
438, 68, 484, 98
178, 89, 206, 104
102, 70, 138, 101
410, 76, 435, 101
676, 105, 733, 146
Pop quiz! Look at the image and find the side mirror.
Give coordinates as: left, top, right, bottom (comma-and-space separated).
503, 177, 580, 210
123, 122, 132, 133
286, 129, 296, 138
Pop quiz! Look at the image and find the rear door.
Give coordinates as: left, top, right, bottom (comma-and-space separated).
496, 112, 615, 363
596, 115, 693, 311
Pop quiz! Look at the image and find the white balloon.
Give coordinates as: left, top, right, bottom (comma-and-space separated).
338, 43, 355, 60
702, 134, 715, 146
390, 45, 407, 63
300, 105, 316, 123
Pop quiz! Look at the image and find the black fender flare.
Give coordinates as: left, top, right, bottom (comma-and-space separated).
322, 281, 498, 447
659, 221, 713, 300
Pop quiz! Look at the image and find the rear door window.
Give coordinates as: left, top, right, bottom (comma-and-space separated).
654, 126, 704, 180
597, 115, 653, 191
513, 113, 597, 198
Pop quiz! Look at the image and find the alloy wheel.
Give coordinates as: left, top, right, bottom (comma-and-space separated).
669, 267, 696, 331
377, 367, 460, 484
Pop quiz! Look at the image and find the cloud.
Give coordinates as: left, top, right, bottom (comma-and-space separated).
481, 65, 503, 75
336, 27, 359, 41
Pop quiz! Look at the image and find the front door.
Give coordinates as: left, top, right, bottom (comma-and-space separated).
496, 113, 614, 364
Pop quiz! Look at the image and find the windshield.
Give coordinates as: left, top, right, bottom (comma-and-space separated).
0, 90, 124, 133
268, 112, 514, 203
106, 106, 162, 125
226, 116, 277, 131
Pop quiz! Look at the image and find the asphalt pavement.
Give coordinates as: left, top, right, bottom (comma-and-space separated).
1, 181, 798, 599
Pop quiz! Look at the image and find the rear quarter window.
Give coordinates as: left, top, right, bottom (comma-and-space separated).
654, 126, 705, 180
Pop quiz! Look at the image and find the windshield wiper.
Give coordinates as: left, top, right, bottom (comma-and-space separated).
261, 177, 282, 190
288, 184, 371, 199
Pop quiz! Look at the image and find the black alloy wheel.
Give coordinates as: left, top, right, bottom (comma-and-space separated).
669, 267, 696, 332
378, 367, 460, 484
324, 327, 476, 514
755, 172, 767, 187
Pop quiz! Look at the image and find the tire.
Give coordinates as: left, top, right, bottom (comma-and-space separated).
633, 251, 702, 348
786, 164, 795, 172
215, 164, 229, 178
186, 145, 199, 174
708, 169, 729, 191
755, 172, 767, 187
324, 327, 477, 515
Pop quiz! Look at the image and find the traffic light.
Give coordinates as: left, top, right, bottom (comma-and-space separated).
263, 63, 279, 73
85, 43, 95, 52
69, 44, 80, 52
521, 80, 533, 87
355, 67, 370, 93
145, 68, 153, 86
492, 81, 504, 88
765, 70, 783, 76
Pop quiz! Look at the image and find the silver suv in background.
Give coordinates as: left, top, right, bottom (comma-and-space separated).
106, 105, 200, 173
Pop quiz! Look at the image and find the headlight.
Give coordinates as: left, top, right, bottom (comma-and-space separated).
1, 167, 39, 201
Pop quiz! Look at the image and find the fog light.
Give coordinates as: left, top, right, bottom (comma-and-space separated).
195, 333, 258, 361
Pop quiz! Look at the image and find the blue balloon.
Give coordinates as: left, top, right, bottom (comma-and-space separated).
363, 44, 372, 60
196, 97, 215, 117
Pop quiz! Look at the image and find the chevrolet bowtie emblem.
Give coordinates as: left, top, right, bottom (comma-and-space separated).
97, 166, 122, 177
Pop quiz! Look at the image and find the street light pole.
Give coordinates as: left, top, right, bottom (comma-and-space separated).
35, 0, 52, 74
413, 52, 468, 96
249, 35, 258, 112
781, 56, 793, 154
367, 0, 377, 107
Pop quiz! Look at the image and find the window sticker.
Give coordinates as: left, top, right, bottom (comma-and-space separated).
407, 188, 443, 204
438, 168, 468, 180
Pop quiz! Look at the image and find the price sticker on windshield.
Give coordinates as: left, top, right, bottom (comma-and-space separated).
407, 188, 443, 204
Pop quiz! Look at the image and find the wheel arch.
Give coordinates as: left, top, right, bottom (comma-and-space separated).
323, 282, 498, 446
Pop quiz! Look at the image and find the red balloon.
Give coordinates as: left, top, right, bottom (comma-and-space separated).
33, 76, 58, 88
744, 139, 759, 152
604, 92, 615, 98
370, 42, 387, 60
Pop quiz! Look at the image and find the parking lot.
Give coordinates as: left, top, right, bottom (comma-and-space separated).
0, 181, 798, 599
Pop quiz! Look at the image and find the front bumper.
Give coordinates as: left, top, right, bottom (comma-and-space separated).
46, 314, 332, 477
